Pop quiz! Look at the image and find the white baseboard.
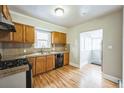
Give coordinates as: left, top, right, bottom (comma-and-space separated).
102, 73, 121, 83
69, 62, 80, 68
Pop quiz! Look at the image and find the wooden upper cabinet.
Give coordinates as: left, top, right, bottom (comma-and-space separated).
13, 22, 24, 42
46, 55, 55, 71
0, 22, 24, 42
63, 33, 66, 44
60, 33, 66, 44
0, 32, 13, 42
51, 32, 66, 44
24, 25, 35, 43
64, 53, 69, 65
35, 56, 46, 75
0, 22, 35, 43
51, 32, 60, 44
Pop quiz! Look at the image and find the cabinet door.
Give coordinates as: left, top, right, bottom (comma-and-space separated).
60, 33, 66, 44
64, 53, 69, 65
0, 23, 24, 42
51, 32, 60, 44
36, 56, 46, 75
59, 33, 62, 44
52, 32, 66, 44
13, 22, 24, 42
63, 33, 66, 44
28, 57, 36, 76
25, 25, 35, 43
46, 55, 55, 71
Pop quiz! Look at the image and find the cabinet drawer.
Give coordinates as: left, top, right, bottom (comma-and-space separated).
64, 53, 69, 65
46, 55, 55, 71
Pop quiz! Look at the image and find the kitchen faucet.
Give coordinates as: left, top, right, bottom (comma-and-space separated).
40, 48, 44, 54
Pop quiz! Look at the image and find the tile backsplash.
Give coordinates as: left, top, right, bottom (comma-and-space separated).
1, 43, 38, 57
51, 44, 70, 52
0, 43, 70, 59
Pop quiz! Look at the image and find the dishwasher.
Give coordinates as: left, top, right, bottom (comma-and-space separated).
55, 53, 64, 68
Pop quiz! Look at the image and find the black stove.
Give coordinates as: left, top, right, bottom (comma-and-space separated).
0, 58, 29, 70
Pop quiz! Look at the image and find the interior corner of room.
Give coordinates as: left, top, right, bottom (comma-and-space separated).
0, 5, 124, 88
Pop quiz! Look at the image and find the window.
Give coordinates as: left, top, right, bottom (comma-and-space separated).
84, 37, 92, 50
92, 38, 101, 50
35, 29, 51, 48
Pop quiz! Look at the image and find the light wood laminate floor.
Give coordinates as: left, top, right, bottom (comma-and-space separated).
33, 64, 118, 88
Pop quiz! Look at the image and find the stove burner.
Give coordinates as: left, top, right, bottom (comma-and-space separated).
0, 58, 29, 70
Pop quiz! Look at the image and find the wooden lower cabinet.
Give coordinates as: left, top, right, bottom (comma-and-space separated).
64, 53, 69, 65
28, 57, 36, 76
35, 56, 46, 75
28, 53, 68, 76
46, 55, 55, 71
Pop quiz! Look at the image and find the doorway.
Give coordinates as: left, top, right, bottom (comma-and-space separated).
80, 29, 103, 68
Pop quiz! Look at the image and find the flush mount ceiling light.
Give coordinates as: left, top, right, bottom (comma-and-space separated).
55, 8, 64, 16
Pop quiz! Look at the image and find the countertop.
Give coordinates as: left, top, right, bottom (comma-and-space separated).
0, 64, 29, 78
1, 51, 69, 61
26, 51, 69, 58
0, 51, 69, 78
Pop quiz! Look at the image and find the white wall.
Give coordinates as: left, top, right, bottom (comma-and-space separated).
123, 7, 124, 87
67, 9, 123, 79
10, 11, 68, 33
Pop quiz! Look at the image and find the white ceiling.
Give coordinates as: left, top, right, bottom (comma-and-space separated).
9, 5, 122, 28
